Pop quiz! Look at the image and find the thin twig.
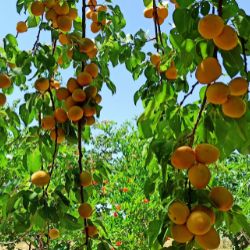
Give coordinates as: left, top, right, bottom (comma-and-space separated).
239, 36, 248, 77
179, 82, 199, 106
32, 15, 44, 55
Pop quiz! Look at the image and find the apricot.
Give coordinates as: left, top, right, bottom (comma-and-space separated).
31, 170, 50, 187
45, 8, 57, 21
171, 146, 196, 169
42, 116, 56, 130
86, 9, 93, 19
78, 203, 93, 218
84, 63, 99, 78
186, 211, 211, 235
85, 116, 95, 126
68, 8, 78, 20
54, 108, 68, 123
188, 163, 211, 189
165, 65, 178, 80
195, 227, 220, 249
59, 33, 70, 45
48, 228, 60, 239
67, 77, 79, 93
72, 89, 86, 102
16, 21, 28, 33
80, 171, 92, 187
0, 73, 11, 89
198, 14, 224, 39
44, 0, 56, 9
54, 2, 69, 15
222, 96, 246, 118
85, 86, 98, 99
192, 205, 216, 225
67, 49, 73, 59
90, 12, 98, 22
209, 186, 233, 211
195, 143, 220, 164
82, 105, 96, 117
171, 224, 193, 243
56, 87, 70, 101
87, 0, 97, 10
35, 77, 49, 93
77, 71, 93, 86
229, 77, 248, 96
206, 82, 230, 104
96, 5, 107, 12
31, 1, 45, 16
157, 6, 168, 19
86, 225, 98, 237
79, 38, 95, 53
168, 201, 190, 225
150, 54, 161, 66
50, 128, 65, 144
196, 57, 222, 84
86, 46, 98, 58
91, 22, 101, 33
0, 93, 6, 106
144, 7, 154, 18
213, 25, 238, 51
57, 16, 72, 32
68, 106, 84, 122
94, 94, 102, 104
64, 96, 77, 110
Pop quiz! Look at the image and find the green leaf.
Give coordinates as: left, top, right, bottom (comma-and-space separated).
148, 220, 163, 246
26, 148, 42, 173
143, 0, 152, 7
97, 242, 110, 250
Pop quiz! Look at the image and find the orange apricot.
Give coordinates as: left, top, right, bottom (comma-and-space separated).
59, 33, 70, 45
157, 6, 168, 19
90, 22, 102, 33
80, 171, 92, 187
195, 227, 220, 249
85, 86, 98, 99
85, 116, 95, 126
72, 89, 86, 102
94, 94, 102, 104
45, 8, 57, 21
77, 71, 93, 86
41, 116, 56, 130
144, 7, 154, 18
150, 54, 161, 66
67, 77, 80, 93
48, 228, 60, 240
195, 143, 220, 164
168, 201, 190, 225
31, 170, 50, 187
86, 225, 98, 237
84, 63, 99, 78
206, 82, 230, 104
0, 73, 11, 89
57, 16, 72, 32
67, 106, 84, 122
31, 1, 45, 16
54, 108, 68, 123
35, 77, 49, 93
171, 146, 196, 169
68, 8, 78, 20
64, 96, 77, 110
16, 21, 28, 33
56, 87, 70, 101
44, 0, 56, 9
54, 2, 69, 15
222, 96, 246, 118
171, 224, 193, 243
0, 93, 6, 106
50, 128, 65, 144
192, 205, 216, 225
78, 203, 93, 218
229, 77, 248, 96
82, 105, 96, 117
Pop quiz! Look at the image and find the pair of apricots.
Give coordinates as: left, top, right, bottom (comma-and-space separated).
144, 5, 168, 25
0, 73, 12, 106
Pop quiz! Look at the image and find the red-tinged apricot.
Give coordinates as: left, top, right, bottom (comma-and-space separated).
72, 88, 86, 102
195, 227, 220, 249
171, 146, 196, 169
48, 228, 60, 240
171, 224, 193, 243
229, 77, 248, 96
54, 108, 68, 123
50, 128, 65, 144
80, 171, 92, 187
68, 8, 78, 20
85, 86, 98, 99
57, 16, 72, 32
0, 93, 7, 106
196, 57, 222, 84
86, 225, 98, 237
90, 22, 101, 33
78, 203, 93, 218
213, 25, 238, 51
54, 2, 69, 15
195, 143, 220, 164
77, 71, 93, 86
41, 116, 56, 130
67, 106, 84, 121
186, 211, 211, 235
222, 96, 246, 118
56, 87, 70, 101
198, 14, 224, 39
35, 78, 49, 93
59, 33, 70, 45
188, 163, 211, 189
209, 186, 233, 211
82, 105, 96, 117
165, 65, 178, 80
144, 7, 154, 18
16, 21, 28, 33
64, 96, 77, 110
67, 77, 80, 93
192, 205, 216, 225
168, 201, 190, 225
84, 63, 99, 78
0, 73, 11, 89
31, 1, 45, 16
206, 82, 230, 104
31, 170, 50, 187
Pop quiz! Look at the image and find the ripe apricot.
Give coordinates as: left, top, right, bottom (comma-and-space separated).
85, 116, 95, 126
56, 87, 70, 101
64, 96, 77, 110
150, 54, 161, 66
77, 71, 93, 86
229, 77, 248, 96
0, 93, 6, 106
82, 105, 96, 117
87, 0, 97, 10
86, 46, 98, 58
222, 96, 246, 118
54, 108, 68, 123
54, 2, 69, 15
80, 171, 92, 187
50, 128, 65, 144
86, 225, 98, 237
165, 65, 178, 80
72, 89, 86, 102
195, 143, 220, 164
48, 228, 60, 239
171, 224, 193, 243
198, 14, 224, 39
57, 16, 72, 32
206, 82, 230, 104
16, 21, 28, 33
171, 146, 196, 169
195, 227, 220, 249
78, 203, 93, 218
67, 77, 79, 93
188, 163, 211, 189
90, 12, 98, 22
31, 170, 50, 187
196, 57, 222, 84
59, 33, 70, 45
86, 9, 93, 19
42, 116, 56, 130
94, 94, 102, 104
209, 186, 233, 211
79, 38, 95, 53
68, 106, 84, 122
45, 8, 57, 21
213, 25, 238, 51
144, 7, 154, 18
91, 22, 102, 33
168, 201, 190, 225
44, 0, 56, 9
84, 63, 99, 78
186, 211, 211, 235
68, 8, 78, 20
192, 205, 216, 225
0, 73, 11, 89
157, 6, 168, 19
31, 1, 45, 16
35, 77, 49, 93
85, 86, 98, 99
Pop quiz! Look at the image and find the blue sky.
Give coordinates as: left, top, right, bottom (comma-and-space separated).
0, 1, 249, 124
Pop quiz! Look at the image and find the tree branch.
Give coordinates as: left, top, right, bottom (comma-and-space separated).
179, 81, 199, 106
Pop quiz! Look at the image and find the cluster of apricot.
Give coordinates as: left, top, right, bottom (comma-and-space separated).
168, 144, 234, 248
0, 73, 11, 107
144, 4, 168, 25
86, 0, 108, 33
198, 14, 238, 51
150, 54, 178, 80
